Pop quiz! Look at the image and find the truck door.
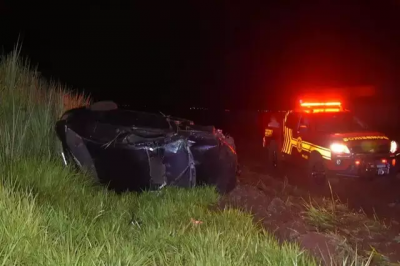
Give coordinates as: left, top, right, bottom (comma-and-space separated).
296, 114, 311, 161
281, 112, 302, 163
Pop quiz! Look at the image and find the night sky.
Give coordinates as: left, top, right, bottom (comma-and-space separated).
1, 0, 400, 110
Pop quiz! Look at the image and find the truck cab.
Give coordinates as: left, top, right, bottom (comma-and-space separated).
263, 100, 398, 184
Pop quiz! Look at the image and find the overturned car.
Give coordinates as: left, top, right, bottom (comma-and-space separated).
55, 101, 238, 193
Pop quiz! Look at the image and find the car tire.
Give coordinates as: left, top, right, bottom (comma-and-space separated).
215, 146, 238, 194
308, 152, 327, 185
220, 173, 237, 195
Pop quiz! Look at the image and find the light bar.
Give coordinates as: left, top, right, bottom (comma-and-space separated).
300, 101, 341, 107
312, 108, 341, 113
304, 108, 341, 113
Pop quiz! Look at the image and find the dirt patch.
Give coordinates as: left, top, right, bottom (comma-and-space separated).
216, 168, 400, 265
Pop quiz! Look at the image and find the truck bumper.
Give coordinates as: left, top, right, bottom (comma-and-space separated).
325, 153, 399, 178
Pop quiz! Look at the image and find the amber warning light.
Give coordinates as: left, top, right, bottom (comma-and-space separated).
300, 101, 341, 107
299, 100, 342, 113
304, 108, 341, 113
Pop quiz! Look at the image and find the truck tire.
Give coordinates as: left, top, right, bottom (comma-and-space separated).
308, 152, 326, 185
267, 140, 282, 171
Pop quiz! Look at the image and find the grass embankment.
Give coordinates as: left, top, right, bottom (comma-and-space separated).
0, 47, 316, 265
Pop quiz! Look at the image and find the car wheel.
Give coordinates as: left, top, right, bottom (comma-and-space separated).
215, 147, 238, 194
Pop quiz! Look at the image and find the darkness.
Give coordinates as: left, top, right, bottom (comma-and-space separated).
2, 0, 400, 110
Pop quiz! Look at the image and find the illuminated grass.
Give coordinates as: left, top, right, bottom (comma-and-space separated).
302, 194, 389, 265
0, 44, 318, 265
1, 159, 319, 265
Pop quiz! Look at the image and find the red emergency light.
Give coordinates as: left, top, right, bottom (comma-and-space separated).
300, 101, 341, 107
299, 100, 342, 113
303, 110, 341, 113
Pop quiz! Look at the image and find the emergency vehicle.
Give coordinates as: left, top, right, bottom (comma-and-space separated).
263, 99, 398, 184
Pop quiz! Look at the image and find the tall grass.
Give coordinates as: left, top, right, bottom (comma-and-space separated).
0, 45, 90, 161
0, 44, 317, 265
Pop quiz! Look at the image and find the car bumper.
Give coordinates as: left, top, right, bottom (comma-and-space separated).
325, 153, 399, 178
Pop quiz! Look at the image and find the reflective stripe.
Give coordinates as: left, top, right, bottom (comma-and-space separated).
281, 125, 332, 160
282, 127, 288, 153
281, 128, 286, 153
281, 111, 291, 153
283, 127, 291, 154
343, 136, 389, 141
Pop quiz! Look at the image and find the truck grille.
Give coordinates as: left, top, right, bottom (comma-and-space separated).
350, 142, 390, 154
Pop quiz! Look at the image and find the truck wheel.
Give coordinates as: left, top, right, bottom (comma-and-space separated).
268, 140, 281, 171
308, 153, 326, 185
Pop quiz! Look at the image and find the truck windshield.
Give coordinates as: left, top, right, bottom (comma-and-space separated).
313, 112, 368, 133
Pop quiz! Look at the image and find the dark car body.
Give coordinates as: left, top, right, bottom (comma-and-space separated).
55, 102, 238, 193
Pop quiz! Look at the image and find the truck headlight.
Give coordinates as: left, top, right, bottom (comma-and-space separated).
330, 143, 350, 154
390, 140, 397, 154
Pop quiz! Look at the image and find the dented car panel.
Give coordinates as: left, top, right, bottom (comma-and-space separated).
55, 103, 238, 193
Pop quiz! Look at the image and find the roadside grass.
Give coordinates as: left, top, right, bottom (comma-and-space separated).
0, 45, 318, 265
302, 197, 343, 231
2, 158, 319, 265
302, 181, 388, 234
0, 46, 90, 161
301, 182, 394, 266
